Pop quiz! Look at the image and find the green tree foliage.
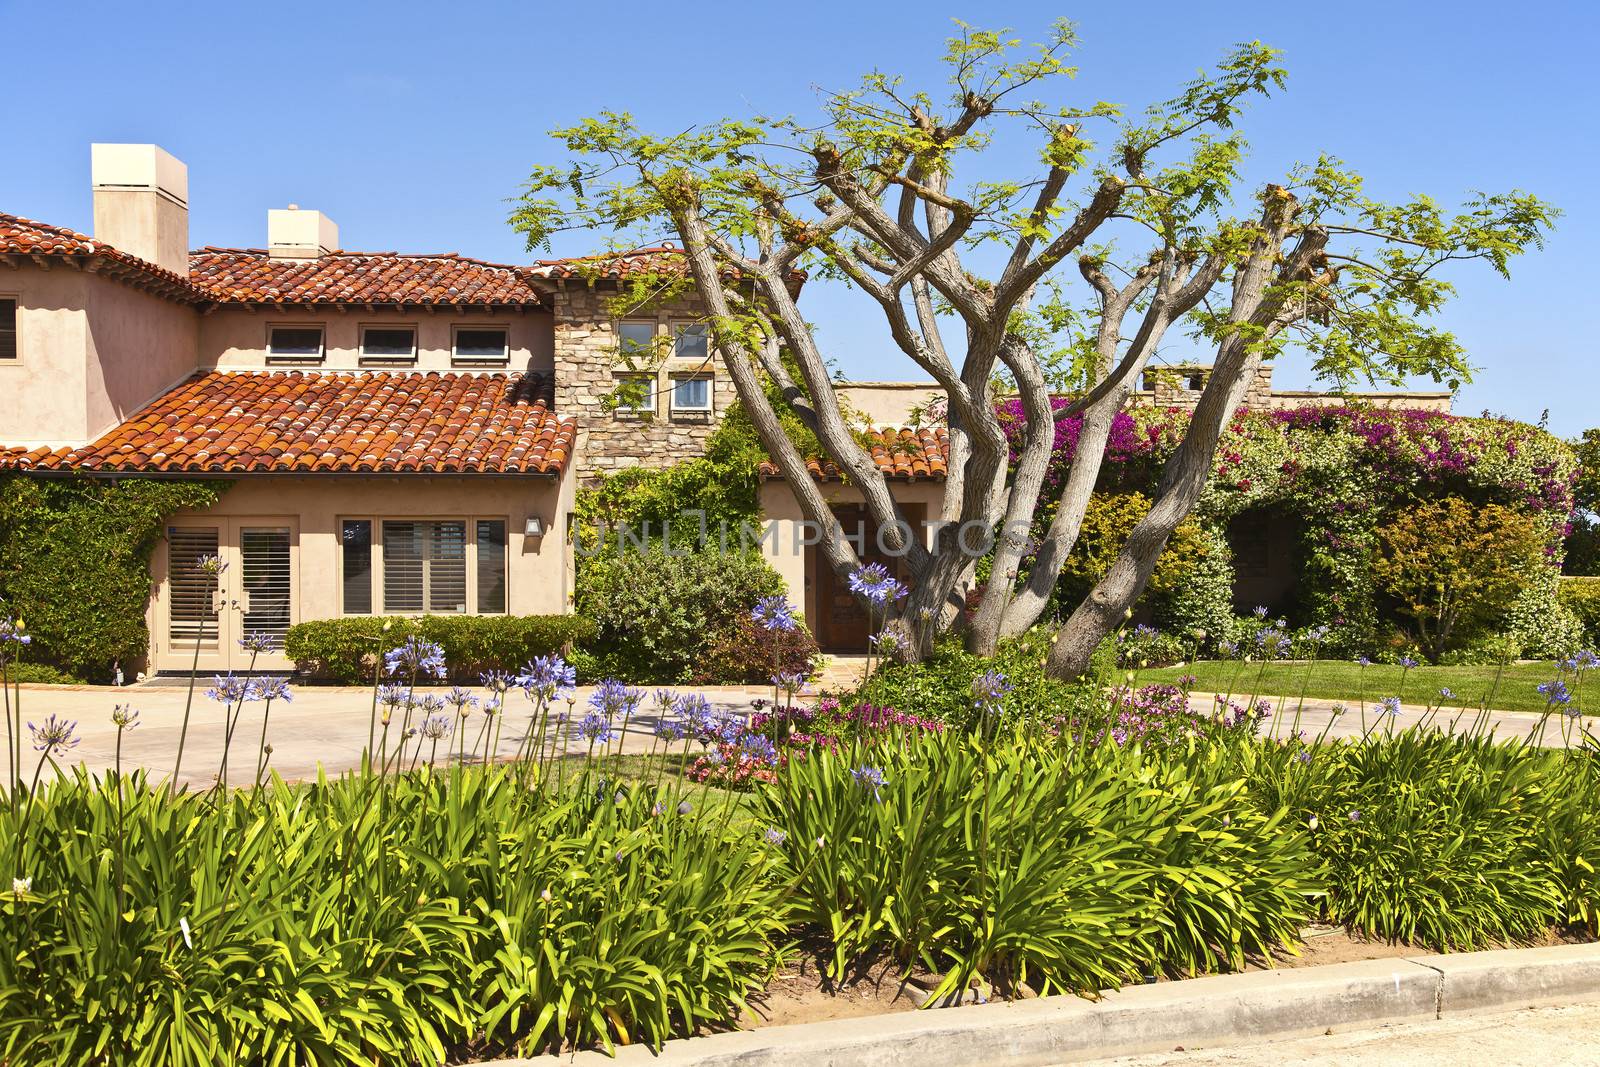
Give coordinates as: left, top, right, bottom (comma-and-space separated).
1563, 428, 1600, 576
510, 20, 1556, 676
0, 475, 227, 681
1372, 498, 1545, 661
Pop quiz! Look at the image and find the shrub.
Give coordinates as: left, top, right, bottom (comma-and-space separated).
0, 475, 228, 681
689, 611, 819, 686
577, 548, 791, 683
851, 628, 1113, 730
1372, 498, 1546, 661
283, 614, 595, 683
1561, 577, 1600, 644
0, 662, 85, 686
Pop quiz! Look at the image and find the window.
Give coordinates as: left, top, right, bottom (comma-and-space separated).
614, 373, 657, 413
453, 326, 509, 365
674, 322, 709, 361
360, 325, 417, 364
382, 520, 467, 613
618, 320, 656, 358
267, 325, 324, 363
0, 298, 15, 361
671, 376, 711, 412
341, 520, 373, 614
476, 520, 507, 613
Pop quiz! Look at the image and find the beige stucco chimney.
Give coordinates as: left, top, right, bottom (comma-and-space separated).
267, 205, 339, 259
90, 143, 190, 275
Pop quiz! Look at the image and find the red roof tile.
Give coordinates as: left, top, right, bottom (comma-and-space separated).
532, 244, 805, 289
188, 248, 546, 307
0, 212, 202, 302
1, 371, 573, 476
759, 426, 949, 482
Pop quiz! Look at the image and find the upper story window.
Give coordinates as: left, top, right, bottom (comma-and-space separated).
267, 325, 324, 364
617, 320, 656, 360
453, 326, 509, 366
0, 298, 16, 361
360, 325, 417, 365
674, 322, 709, 361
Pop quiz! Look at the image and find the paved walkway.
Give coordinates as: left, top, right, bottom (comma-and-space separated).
2, 683, 1585, 789
6, 682, 773, 788
1072, 1000, 1600, 1066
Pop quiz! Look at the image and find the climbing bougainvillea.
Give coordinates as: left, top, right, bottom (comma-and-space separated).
998, 400, 1579, 659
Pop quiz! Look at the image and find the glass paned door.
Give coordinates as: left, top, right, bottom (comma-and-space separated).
158, 520, 297, 673
240, 527, 293, 651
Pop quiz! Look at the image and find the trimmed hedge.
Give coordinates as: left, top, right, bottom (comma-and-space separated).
283, 614, 596, 684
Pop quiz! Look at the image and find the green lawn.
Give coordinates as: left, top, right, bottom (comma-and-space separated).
1139, 659, 1587, 716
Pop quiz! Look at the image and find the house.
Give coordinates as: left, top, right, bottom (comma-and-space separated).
0, 144, 791, 674
0, 144, 1457, 672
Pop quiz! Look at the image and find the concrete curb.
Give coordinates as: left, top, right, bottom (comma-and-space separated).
489, 942, 1600, 1067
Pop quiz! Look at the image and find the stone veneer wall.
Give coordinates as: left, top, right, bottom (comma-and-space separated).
549, 282, 738, 480
1136, 364, 1452, 414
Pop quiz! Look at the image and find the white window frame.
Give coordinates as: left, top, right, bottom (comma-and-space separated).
451, 324, 510, 366
613, 372, 658, 414
672, 320, 709, 361
669, 374, 712, 413
617, 319, 659, 360
266, 322, 326, 365
359, 323, 418, 365
339, 515, 510, 617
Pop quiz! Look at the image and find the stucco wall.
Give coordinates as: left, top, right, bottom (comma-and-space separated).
146, 472, 574, 672
200, 306, 554, 375
835, 382, 944, 427
84, 275, 200, 438
0, 263, 91, 445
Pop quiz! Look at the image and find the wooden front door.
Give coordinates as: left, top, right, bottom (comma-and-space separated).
810, 505, 917, 652
157, 518, 298, 673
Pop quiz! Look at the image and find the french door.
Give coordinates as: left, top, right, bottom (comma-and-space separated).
160, 518, 298, 673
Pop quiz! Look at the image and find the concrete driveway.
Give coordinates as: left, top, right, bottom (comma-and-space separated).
3, 683, 1585, 790
8, 681, 772, 788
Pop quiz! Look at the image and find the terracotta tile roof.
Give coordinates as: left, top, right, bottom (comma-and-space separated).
532, 244, 805, 289
188, 248, 546, 307
1, 371, 573, 475
0, 212, 203, 303
759, 426, 949, 482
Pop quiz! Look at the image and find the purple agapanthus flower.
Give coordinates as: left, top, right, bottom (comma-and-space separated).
1378, 695, 1402, 717
577, 712, 615, 744
446, 686, 478, 713
1538, 680, 1572, 706
590, 679, 644, 718
384, 637, 447, 680
479, 670, 514, 696
237, 632, 277, 655
376, 684, 410, 709
847, 563, 907, 608
850, 764, 887, 800
1399, 656, 1419, 669
111, 704, 140, 731
205, 673, 250, 704
28, 714, 79, 756
972, 669, 1012, 713
751, 594, 799, 633
419, 713, 454, 741
255, 676, 293, 703
516, 654, 577, 703
771, 671, 808, 696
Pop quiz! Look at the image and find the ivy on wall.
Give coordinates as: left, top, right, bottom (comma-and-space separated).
0, 475, 229, 682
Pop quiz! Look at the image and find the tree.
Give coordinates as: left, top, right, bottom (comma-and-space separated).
1564, 428, 1600, 575
1372, 498, 1544, 661
512, 21, 1555, 678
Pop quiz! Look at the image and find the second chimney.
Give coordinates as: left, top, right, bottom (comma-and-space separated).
91, 143, 189, 275
267, 205, 339, 259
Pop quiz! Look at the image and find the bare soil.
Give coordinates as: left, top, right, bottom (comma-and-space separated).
738, 926, 1592, 1029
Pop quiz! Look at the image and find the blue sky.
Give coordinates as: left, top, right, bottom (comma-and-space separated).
2, 0, 1592, 433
